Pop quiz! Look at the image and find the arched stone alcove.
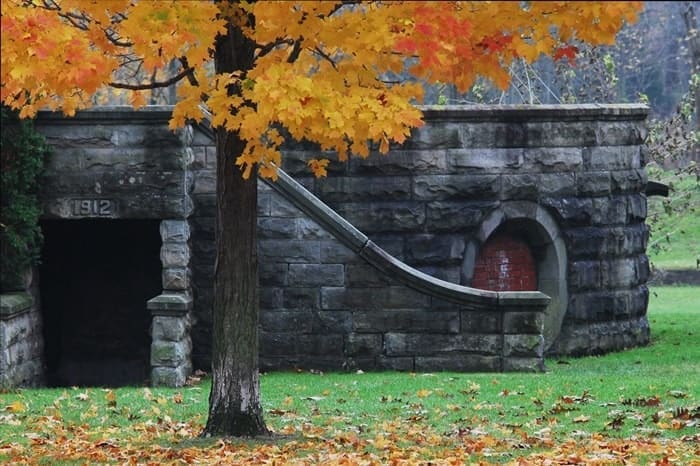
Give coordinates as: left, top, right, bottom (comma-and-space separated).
463, 201, 568, 350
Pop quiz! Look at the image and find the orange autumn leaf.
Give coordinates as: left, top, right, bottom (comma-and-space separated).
2, 0, 641, 178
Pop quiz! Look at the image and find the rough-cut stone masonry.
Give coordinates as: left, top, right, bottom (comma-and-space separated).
189, 104, 651, 369
1, 280, 43, 387
0, 104, 649, 387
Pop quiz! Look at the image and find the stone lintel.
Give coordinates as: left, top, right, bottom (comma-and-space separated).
0, 293, 34, 320
147, 293, 192, 315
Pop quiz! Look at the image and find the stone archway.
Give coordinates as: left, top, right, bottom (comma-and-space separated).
463, 201, 568, 350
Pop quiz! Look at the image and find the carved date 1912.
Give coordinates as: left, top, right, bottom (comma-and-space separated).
71, 199, 115, 216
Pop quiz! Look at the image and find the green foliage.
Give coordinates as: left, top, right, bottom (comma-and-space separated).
0, 107, 48, 291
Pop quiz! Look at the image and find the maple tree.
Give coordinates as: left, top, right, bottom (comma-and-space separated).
1, 0, 641, 437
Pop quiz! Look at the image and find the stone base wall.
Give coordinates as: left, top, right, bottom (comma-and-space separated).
189, 104, 651, 369
29, 105, 650, 381
0, 292, 44, 387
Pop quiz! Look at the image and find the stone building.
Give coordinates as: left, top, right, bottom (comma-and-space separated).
0, 104, 651, 387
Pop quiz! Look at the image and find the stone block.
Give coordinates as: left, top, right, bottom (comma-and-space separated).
626, 194, 647, 223
611, 169, 646, 193
384, 333, 500, 356
461, 123, 527, 148
269, 194, 303, 218
259, 263, 288, 287
162, 267, 190, 291
448, 148, 524, 171
541, 197, 594, 227
345, 264, 394, 287
592, 196, 628, 225
460, 311, 501, 333
297, 218, 333, 240
349, 149, 448, 175
260, 310, 313, 333
415, 355, 501, 372
311, 311, 353, 333
321, 287, 430, 310
569, 260, 601, 291
377, 356, 415, 371
0, 293, 33, 320
151, 340, 190, 367
258, 218, 298, 239
523, 147, 583, 171
353, 310, 459, 333
151, 366, 189, 387
425, 201, 493, 232
193, 170, 215, 194
151, 315, 189, 341
412, 174, 500, 201
405, 234, 465, 265
259, 287, 283, 309
282, 287, 320, 310
584, 146, 641, 170
160, 242, 190, 268
595, 121, 646, 146
334, 202, 426, 233
260, 333, 344, 356
147, 294, 193, 315
289, 264, 345, 287
524, 122, 597, 147
320, 240, 361, 264
576, 172, 611, 196
503, 311, 543, 334
259, 240, 320, 263
498, 174, 538, 200
503, 334, 544, 357
345, 333, 382, 357
317, 177, 412, 202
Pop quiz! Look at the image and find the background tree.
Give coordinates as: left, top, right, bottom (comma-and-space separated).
1, 0, 641, 437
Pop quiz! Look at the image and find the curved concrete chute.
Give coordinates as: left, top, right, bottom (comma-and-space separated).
264, 167, 550, 311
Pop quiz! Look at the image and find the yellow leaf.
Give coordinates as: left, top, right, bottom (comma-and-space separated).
105, 390, 117, 408
417, 389, 432, 398
5, 400, 26, 413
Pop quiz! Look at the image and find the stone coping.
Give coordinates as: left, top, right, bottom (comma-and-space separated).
421, 103, 649, 122
37, 103, 648, 125
147, 293, 193, 316
0, 292, 34, 320
265, 167, 550, 312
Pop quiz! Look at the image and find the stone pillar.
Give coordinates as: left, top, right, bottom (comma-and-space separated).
0, 292, 44, 387
147, 294, 193, 387
148, 219, 193, 387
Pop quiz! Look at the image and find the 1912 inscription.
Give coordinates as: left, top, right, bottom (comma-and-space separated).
71, 199, 115, 216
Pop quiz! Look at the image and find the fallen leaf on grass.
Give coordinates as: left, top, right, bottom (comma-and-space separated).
5, 400, 26, 413
573, 415, 590, 423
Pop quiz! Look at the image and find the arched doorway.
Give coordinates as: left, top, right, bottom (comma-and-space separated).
463, 202, 568, 350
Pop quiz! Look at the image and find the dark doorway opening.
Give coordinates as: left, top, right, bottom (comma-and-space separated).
40, 219, 161, 387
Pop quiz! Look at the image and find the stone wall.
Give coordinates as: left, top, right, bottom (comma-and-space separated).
34, 107, 195, 387
189, 104, 651, 369
25, 104, 650, 385
0, 289, 44, 387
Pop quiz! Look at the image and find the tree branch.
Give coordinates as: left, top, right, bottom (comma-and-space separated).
311, 46, 337, 69
287, 37, 304, 63
256, 37, 294, 59
109, 66, 194, 90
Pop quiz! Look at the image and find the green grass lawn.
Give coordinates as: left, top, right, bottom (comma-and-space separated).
1, 286, 698, 464
647, 168, 700, 270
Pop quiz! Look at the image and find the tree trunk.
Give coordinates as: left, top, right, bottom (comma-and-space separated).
202, 16, 269, 438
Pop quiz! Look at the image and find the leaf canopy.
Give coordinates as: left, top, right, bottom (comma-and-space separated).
1, 0, 642, 178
